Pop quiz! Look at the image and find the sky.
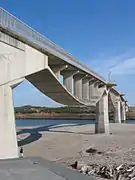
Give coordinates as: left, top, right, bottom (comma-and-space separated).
1, 0, 135, 107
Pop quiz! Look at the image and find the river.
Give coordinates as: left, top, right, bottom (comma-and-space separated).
16, 119, 135, 127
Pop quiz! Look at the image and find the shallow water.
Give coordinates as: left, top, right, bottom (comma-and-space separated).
16, 119, 135, 127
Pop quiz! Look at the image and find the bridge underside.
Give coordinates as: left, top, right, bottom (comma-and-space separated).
0, 27, 126, 159
27, 68, 93, 106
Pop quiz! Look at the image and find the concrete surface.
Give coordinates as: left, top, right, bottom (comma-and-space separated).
0, 157, 94, 180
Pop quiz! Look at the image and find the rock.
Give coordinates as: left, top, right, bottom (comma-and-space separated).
127, 166, 134, 172
88, 169, 96, 176
86, 147, 97, 154
97, 151, 103, 155
70, 161, 77, 169
77, 161, 85, 170
116, 174, 126, 180
81, 165, 90, 174
72, 161, 135, 180
128, 171, 135, 178
116, 164, 124, 171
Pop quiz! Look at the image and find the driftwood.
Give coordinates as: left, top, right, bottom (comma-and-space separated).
70, 161, 135, 180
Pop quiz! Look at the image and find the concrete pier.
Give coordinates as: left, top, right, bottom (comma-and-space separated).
0, 84, 19, 159
95, 89, 109, 134
74, 74, 84, 100
114, 99, 121, 123
121, 101, 126, 122
89, 83, 95, 98
63, 72, 73, 93
63, 70, 78, 94
82, 77, 89, 100
89, 79, 98, 98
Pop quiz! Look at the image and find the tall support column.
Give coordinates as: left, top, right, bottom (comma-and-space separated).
74, 74, 84, 100
0, 84, 19, 159
95, 89, 109, 134
82, 77, 89, 101
121, 101, 126, 122
114, 99, 121, 123
89, 79, 98, 98
89, 84, 95, 98
63, 72, 73, 94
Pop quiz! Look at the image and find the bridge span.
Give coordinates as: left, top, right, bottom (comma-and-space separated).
0, 8, 127, 159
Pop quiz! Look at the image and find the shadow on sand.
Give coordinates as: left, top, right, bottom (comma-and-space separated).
17, 122, 94, 147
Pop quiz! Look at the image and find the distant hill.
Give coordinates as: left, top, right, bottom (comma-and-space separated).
14, 105, 134, 120
15, 105, 96, 114
127, 106, 135, 119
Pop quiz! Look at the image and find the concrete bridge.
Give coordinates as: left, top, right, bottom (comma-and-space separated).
0, 8, 127, 159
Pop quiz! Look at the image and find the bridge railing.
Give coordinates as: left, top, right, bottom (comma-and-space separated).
0, 8, 105, 82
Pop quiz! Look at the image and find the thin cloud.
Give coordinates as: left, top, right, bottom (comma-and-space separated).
88, 51, 135, 78
110, 57, 135, 75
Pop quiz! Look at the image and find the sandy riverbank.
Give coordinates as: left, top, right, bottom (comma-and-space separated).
17, 123, 135, 178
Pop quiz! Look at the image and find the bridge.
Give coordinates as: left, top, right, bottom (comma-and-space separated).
0, 8, 127, 159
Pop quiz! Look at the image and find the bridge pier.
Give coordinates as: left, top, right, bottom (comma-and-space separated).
89, 79, 100, 98
63, 70, 78, 94
63, 72, 73, 94
89, 82, 95, 98
73, 74, 84, 100
0, 84, 18, 159
114, 99, 121, 123
95, 89, 110, 134
121, 101, 126, 122
82, 77, 89, 101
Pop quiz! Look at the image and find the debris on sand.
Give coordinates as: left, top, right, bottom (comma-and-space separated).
85, 147, 97, 154
70, 162, 135, 180
70, 161, 78, 169
85, 146, 104, 156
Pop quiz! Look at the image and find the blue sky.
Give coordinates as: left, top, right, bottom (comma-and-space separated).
1, 0, 135, 106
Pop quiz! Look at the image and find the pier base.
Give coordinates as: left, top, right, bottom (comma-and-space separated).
0, 84, 19, 159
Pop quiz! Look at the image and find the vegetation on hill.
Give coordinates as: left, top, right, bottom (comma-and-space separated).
126, 106, 135, 119
15, 105, 96, 114
15, 105, 135, 119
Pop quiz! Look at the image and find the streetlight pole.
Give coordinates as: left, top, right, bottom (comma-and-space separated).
108, 71, 111, 82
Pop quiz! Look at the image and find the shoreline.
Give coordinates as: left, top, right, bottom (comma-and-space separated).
15, 113, 96, 120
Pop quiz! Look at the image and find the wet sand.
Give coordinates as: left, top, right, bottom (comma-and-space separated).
17, 123, 135, 169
